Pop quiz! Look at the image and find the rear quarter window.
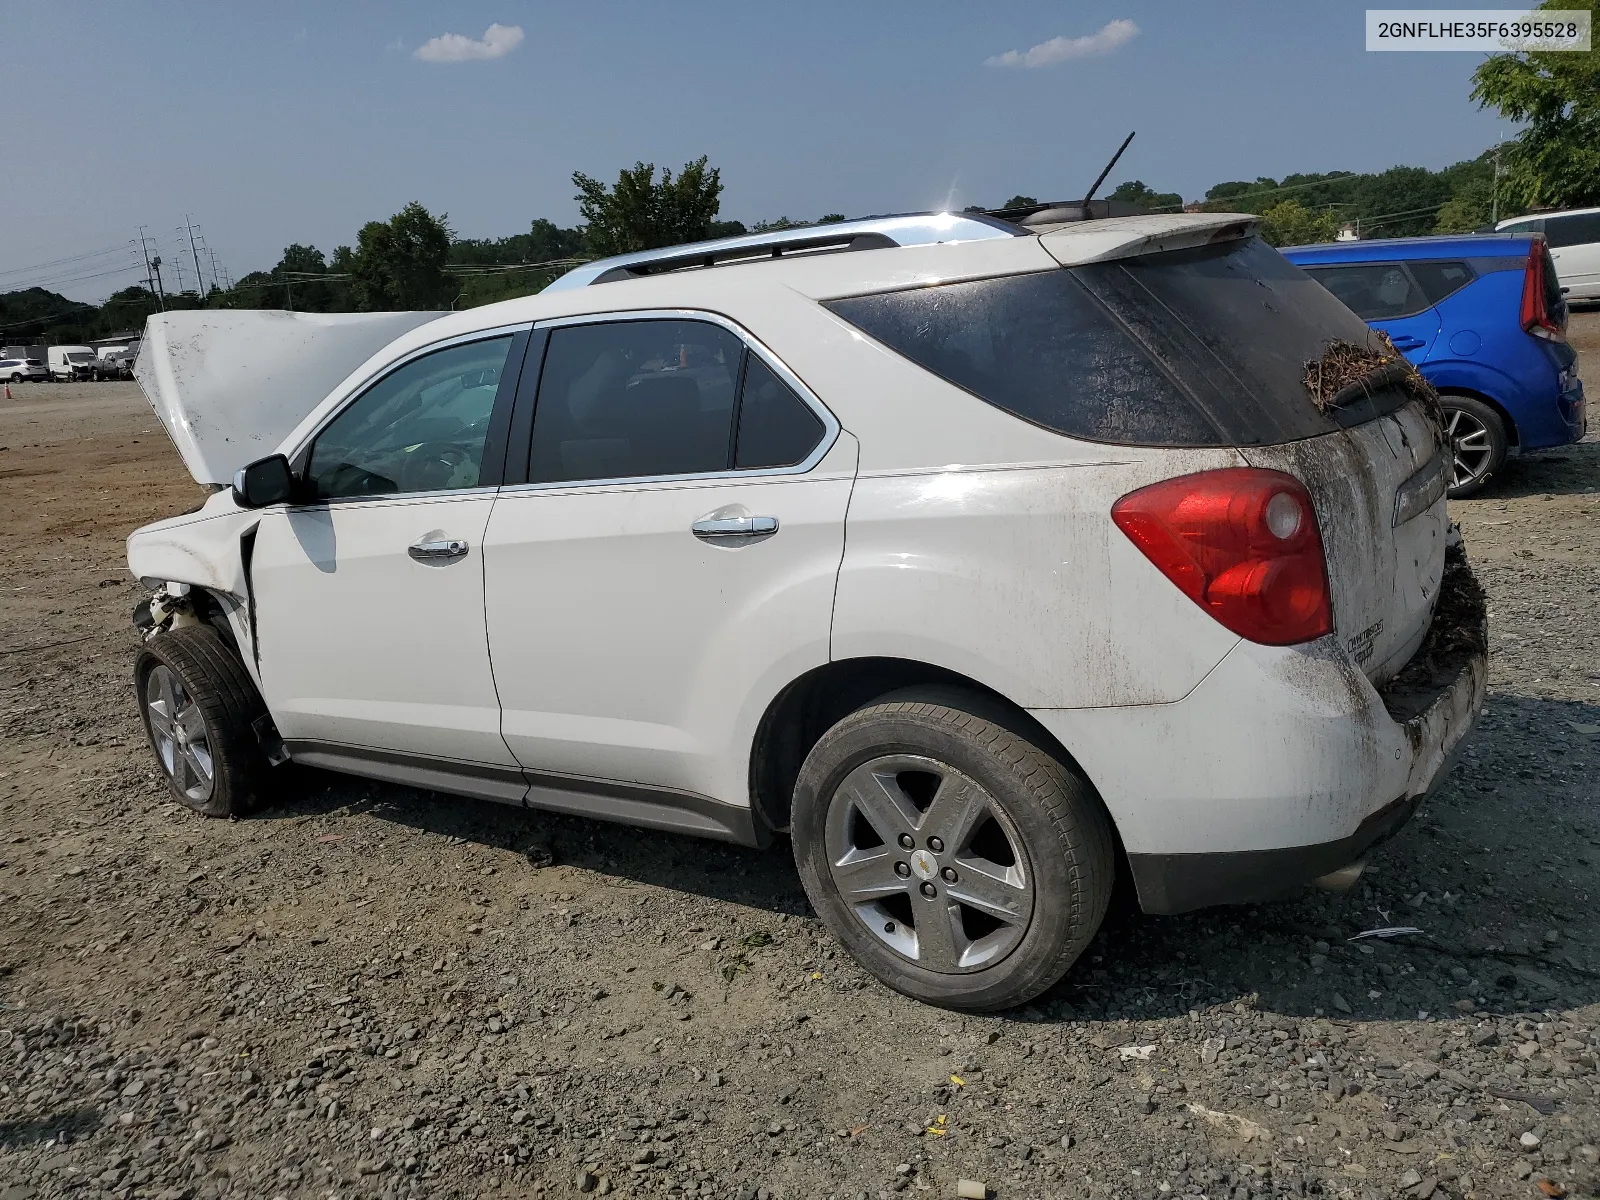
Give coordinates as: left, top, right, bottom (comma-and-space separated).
824, 236, 1397, 448
824, 270, 1221, 446
1407, 260, 1475, 305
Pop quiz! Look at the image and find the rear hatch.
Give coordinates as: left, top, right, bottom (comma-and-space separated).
1040, 233, 1448, 682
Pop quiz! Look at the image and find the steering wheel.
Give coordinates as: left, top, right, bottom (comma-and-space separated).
399, 443, 474, 493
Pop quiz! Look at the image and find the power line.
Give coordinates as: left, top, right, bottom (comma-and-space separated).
0, 244, 135, 280
1, 261, 146, 292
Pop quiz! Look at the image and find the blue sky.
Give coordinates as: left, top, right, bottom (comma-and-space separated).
1, 1, 1516, 302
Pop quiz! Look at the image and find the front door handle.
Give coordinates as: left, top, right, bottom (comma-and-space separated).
691, 515, 779, 542
408, 537, 469, 562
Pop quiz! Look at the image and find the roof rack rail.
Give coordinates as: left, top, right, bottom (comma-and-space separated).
589, 229, 900, 285
542, 212, 1020, 292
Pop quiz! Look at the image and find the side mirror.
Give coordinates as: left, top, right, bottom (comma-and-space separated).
232, 454, 295, 508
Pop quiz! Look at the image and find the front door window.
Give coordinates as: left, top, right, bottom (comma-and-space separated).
306, 336, 515, 499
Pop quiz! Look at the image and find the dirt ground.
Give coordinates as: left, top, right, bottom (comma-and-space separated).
2, 314, 1599, 1200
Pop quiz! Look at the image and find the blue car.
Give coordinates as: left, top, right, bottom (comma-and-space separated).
1282, 234, 1585, 496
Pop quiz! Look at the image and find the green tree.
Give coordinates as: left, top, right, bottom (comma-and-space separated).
751, 216, 806, 232
276, 243, 333, 311
1429, 150, 1498, 231
1472, 0, 1600, 208
1107, 180, 1183, 211
1347, 165, 1453, 236
95, 285, 161, 332
350, 203, 455, 310
450, 219, 585, 268
1257, 199, 1341, 247
1000, 194, 1039, 211
1204, 178, 1282, 211
1433, 172, 1496, 232
572, 157, 724, 256
818, 213, 847, 224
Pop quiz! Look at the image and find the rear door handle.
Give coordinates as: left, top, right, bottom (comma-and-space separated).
1389, 335, 1426, 351
691, 515, 778, 542
408, 538, 469, 562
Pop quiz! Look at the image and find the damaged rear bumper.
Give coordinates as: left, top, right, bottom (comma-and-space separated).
1125, 789, 1427, 916
1031, 545, 1489, 915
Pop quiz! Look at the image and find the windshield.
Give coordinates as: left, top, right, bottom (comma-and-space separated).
65, 352, 95, 362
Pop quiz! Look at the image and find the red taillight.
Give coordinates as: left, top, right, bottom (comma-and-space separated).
1111, 468, 1333, 646
1520, 238, 1566, 342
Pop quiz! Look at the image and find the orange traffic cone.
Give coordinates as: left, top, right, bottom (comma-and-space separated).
3, 383, 11, 400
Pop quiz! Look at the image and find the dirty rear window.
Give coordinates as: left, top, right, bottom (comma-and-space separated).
825, 236, 1406, 447
823, 270, 1219, 445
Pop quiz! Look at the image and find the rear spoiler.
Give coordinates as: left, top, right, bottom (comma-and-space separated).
1037, 212, 1258, 268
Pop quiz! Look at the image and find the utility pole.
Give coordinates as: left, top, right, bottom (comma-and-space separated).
171, 234, 188, 297
135, 226, 164, 311
208, 248, 224, 295
150, 255, 167, 305
1491, 145, 1502, 225
185, 215, 208, 303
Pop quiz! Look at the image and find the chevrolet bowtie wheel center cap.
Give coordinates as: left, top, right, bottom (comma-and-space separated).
909, 849, 938, 882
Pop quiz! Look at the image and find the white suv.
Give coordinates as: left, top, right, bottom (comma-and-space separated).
126, 212, 1486, 1010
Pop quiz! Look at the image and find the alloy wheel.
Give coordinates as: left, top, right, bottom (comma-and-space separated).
144, 664, 215, 802
823, 754, 1034, 973
1445, 406, 1494, 489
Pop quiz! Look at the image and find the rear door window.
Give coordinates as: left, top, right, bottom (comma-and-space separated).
1301, 263, 1430, 319
1545, 212, 1600, 248
734, 356, 825, 469
1407, 260, 1476, 305
530, 319, 742, 484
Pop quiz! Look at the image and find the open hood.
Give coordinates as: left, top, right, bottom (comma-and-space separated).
134, 309, 442, 486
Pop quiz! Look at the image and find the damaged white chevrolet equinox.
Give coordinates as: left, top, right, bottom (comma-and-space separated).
126, 210, 1486, 1011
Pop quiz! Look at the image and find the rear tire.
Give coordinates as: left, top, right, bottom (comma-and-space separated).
1441, 394, 1507, 498
791, 686, 1115, 1011
134, 625, 273, 817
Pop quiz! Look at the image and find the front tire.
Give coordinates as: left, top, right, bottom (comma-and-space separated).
1441, 395, 1507, 498
792, 687, 1115, 1011
135, 625, 273, 817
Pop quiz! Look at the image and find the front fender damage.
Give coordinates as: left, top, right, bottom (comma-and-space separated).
127, 510, 261, 666
126, 508, 256, 600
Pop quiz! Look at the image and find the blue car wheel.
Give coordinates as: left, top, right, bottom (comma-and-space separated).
1441, 394, 1508, 498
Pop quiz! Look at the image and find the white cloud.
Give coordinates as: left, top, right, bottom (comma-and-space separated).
413, 22, 524, 63
985, 19, 1139, 69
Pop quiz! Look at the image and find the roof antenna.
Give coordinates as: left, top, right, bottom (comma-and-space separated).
1079, 130, 1136, 219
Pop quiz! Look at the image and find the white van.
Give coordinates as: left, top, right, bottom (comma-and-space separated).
1497, 207, 1600, 301
47, 345, 99, 381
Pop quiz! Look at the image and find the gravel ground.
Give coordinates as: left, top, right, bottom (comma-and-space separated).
2, 315, 1599, 1200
